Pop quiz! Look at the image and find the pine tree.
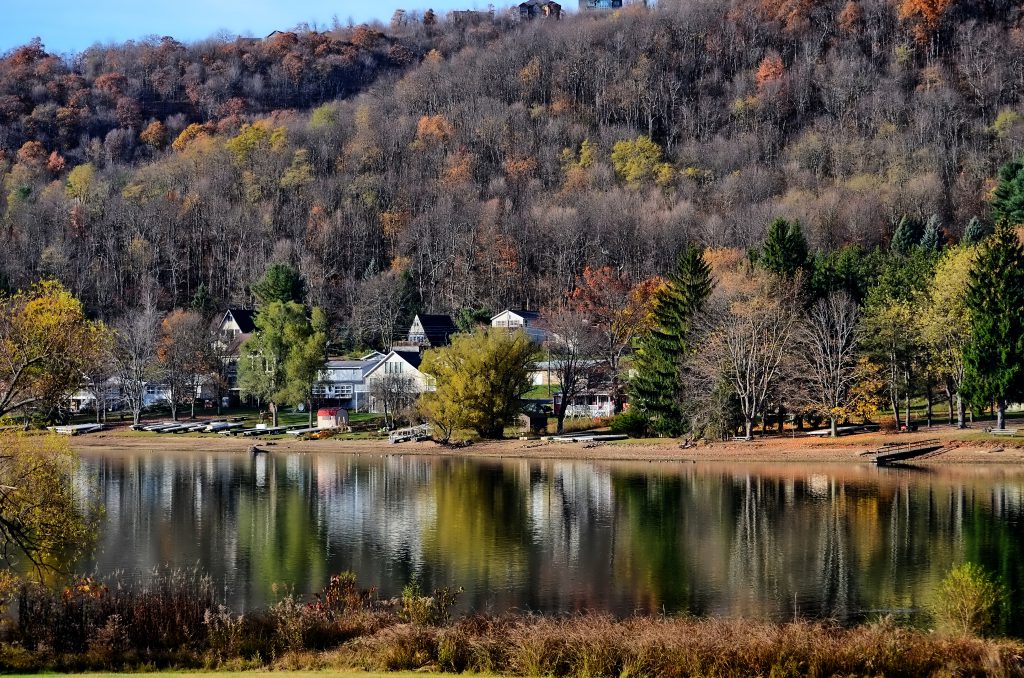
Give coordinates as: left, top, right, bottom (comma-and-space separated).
252, 263, 306, 306
963, 216, 992, 245
962, 222, 1024, 429
630, 245, 713, 436
920, 214, 943, 250
991, 160, 1024, 227
890, 215, 924, 254
759, 217, 808, 278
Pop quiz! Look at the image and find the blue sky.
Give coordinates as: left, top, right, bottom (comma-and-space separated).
0, 0, 484, 55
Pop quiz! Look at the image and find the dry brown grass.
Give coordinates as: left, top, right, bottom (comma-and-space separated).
314, 614, 1024, 677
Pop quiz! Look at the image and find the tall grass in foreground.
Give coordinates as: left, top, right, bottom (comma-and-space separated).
0, 570, 1021, 676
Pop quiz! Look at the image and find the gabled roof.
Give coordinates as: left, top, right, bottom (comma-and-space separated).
491, 309, 541, 322
324, 357, 383, 377
394, 348, 423, 370
225, 308, 257, 334
414, 313, 458, 346
364, 348, 425, 380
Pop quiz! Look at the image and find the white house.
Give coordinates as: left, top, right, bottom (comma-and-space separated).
362, 348, 434, 413
70, 377, 174, 412
490, 309, 548, 342
314, 353, 385, 411
213, 309, 257, 400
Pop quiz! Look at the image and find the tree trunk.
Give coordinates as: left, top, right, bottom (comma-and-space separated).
170, 399, 177, 422
945, 382, 954, 426
556, 402, 567, 435
777, 403, 785, 433
996, 398, 1006, 430
611, 374, 623, 415
956, 392, 966, 429
830, 416, 838, 438
925, 380, 933, 428
744, 418, 754, 440
308, 401, 314, 428
904, 389, 911, 430
270, 402, 279, 428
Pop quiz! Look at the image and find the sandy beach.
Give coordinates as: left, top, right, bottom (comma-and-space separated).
67, 424, 1024, 465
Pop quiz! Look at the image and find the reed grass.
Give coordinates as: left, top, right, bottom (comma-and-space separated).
2, 572, 1022, 676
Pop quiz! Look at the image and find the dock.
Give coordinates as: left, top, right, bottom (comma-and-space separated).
862, 439, 944, 465
389, 424, 431, 444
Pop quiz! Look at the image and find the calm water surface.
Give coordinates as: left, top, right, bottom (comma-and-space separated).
75, 451, 1024, 629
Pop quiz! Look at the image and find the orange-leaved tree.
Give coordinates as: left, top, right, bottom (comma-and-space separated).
570, 267, 665, 413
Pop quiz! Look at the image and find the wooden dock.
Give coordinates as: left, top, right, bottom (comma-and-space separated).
862, 439, 944, 465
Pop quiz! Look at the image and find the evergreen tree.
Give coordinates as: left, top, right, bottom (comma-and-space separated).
809, 245, 883, 303
962, 222, 1024, 429
759, 218, 808, 278
630, 246, 713, 436
991, 159, 1024, 227
252, 263, 306, 306
890, 215, 924, 254
189, 283, 214, 318
920, 214, 944, 251
963, 216, 992, 245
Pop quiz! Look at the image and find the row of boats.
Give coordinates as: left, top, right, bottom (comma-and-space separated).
131, 420, 322, 438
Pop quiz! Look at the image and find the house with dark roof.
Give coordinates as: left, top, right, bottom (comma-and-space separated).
407, 313, 459, 348
213, 309, 258, 400
519, 0, 562, 19
362, 348, 434, 413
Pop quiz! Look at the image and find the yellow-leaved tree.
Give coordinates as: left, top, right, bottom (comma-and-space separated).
0, 281, 108, 422
919, 245, 977, 428
0, 431, 97, 573
420, 328, 537, 441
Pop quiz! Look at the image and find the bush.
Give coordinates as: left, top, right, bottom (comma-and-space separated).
398, 580, 462, 627
610, 408, 651, 437
933, 563, 1007, 637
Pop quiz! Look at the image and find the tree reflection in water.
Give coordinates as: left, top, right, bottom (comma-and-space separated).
74, 453, 1024, 633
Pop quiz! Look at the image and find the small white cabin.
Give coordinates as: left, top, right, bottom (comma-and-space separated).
491, 309, 547, 342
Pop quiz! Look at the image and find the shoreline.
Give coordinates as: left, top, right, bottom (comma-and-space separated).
67, 425, 1024, 465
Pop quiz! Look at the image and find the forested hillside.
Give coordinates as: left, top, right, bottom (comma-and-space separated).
1, 0, 1022, 345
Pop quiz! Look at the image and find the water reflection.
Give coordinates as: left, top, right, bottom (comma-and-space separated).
75, 453, 1024, 631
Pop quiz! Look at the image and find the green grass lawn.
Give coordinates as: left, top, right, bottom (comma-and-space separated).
12, 673, 479, 678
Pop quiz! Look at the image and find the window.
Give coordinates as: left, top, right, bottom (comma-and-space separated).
338, 384, 354, 396
385, 361, 403, 375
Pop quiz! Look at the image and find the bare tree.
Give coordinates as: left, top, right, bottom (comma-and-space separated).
157, 309, 215, 421
696, 278, 798, 440
542, 305, 604, 434
369, 373, 417, 429
112, 305, 160, 426
351, 271, 411, 351
81, 339, 116, 424
798, 292, 861, 437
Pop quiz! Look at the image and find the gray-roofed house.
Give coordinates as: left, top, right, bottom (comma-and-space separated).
315, 353, 386, 411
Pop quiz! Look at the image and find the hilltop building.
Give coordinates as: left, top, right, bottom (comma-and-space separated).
519, 0, 562, 19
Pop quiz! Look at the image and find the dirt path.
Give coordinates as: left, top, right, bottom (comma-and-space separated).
68, 424, 1024, 465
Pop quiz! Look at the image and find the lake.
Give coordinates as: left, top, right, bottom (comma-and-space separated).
75, 450, 1024, 630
